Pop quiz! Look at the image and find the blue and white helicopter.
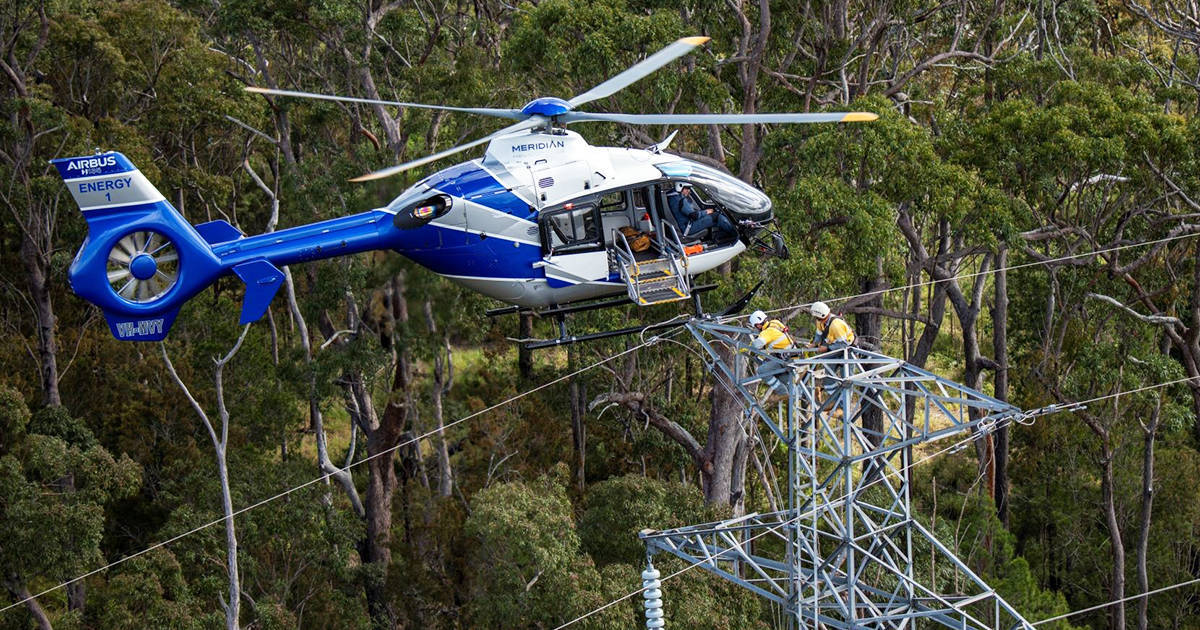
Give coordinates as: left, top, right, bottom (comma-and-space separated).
55, 37, 874, 343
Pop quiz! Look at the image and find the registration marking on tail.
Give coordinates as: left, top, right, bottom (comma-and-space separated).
114, 318, 165, 339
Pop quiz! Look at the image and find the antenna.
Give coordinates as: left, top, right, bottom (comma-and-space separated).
639, 319, 1034, 629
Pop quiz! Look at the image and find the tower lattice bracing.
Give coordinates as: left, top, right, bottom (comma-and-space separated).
640, 320, 1035, 629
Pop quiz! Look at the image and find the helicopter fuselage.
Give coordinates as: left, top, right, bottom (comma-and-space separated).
362, 128, 769, 307
56, 129, 777, 340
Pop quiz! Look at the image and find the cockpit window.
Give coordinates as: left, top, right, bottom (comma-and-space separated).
657, 162, 772, 216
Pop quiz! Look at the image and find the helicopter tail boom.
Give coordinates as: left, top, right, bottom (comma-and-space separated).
53, 151, 284, 341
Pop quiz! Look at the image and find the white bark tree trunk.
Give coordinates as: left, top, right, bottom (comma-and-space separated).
162, 326, 252, 630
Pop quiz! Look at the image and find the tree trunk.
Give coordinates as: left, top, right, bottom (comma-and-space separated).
5, 575, 53, 630
161, 327, 249, 630
992, 247, 1010, 526
362, 414, 401, 627
703, 343, 745, 506
1099, 438, 1127, 630
215, 445, 240, 629
1136, 398, 1161, 630
951, 255, 994, 489
359, 274, 410, 628
287, 270, 364, 516
21, 238, 60, 408
856, 262, 886, 481
729, 432, 749, 516
4, 6, 58, 409
362, 426, 398, 625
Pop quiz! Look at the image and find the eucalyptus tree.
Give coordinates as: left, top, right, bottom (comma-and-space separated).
0, 387, 141, 629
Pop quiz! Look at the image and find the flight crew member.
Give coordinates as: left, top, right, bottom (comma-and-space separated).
807, 301, 855, 352
748, 309, 793, 395
667, 185, 737, 242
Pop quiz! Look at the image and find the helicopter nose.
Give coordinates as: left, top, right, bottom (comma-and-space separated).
521, 97, 571, 117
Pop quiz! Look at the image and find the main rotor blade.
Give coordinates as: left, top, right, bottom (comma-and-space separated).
560, 111, 879, 125
349, 118, 544, 182
567, 36, 710, 109
245, 86, 527, 120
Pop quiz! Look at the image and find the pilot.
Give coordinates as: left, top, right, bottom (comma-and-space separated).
667, 185, 737, 242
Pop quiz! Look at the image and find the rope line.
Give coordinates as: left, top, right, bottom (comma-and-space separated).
0, 323, 683, 615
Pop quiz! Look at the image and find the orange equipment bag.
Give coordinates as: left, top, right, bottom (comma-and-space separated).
619, 226, 651, 252
683, 243, 704, 256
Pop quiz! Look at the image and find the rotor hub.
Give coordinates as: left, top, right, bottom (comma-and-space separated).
521, 97, 571, 117
129, 253, 158, 280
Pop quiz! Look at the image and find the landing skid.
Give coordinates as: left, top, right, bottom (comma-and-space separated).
485, 284, 718, 320
522, 318, 691, 350
505, 281, 762, 351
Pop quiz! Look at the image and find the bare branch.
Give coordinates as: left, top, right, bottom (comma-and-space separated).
589, 391, 706, 470
1086, 293, 1183, 327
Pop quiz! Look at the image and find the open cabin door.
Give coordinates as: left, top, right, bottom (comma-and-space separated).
536, 202, 608, 288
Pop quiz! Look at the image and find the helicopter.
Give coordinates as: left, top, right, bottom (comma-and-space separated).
54, 36, 875, 343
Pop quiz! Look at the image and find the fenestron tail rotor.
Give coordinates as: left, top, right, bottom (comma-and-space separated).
107, 230, 179, 304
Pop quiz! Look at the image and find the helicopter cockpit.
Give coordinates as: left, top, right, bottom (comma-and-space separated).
664, 162, 773, 223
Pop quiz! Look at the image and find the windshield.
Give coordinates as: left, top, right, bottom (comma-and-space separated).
658, 162, 771, 215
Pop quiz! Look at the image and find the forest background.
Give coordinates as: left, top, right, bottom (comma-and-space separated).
3, 0, 1200, 628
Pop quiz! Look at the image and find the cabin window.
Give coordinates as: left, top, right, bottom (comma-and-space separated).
599, 191, 625, 213
542, 204, 601, 254
632, 188, 650, 212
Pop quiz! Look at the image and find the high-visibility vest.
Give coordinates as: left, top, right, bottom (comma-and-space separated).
758, 320, 793, 350
816, 315, 855, 346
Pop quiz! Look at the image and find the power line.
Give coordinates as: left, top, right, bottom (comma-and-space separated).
8, 231, 1197, 616
723, 230, 1200, 322
551, 374, 1200, 629
0, 322, 686, 616
1033, 576, 1200, 625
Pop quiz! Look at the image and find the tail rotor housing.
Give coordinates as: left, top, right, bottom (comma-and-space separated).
54, 152, 226, 340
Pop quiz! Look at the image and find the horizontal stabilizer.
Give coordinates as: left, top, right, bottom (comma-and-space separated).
195, 220, 243, 245
233, 259, 284, 324
104, 308, 180, 342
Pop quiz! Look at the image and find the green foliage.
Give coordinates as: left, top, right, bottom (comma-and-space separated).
5, 0, 1200, 626
88, 549, 204, 629
579, 474, 709, 566
29, 405, 98, 450
0, 386, 30, 454
0, 395, 142, 629
913, 456, 1079, 628
463, 474, 609, 628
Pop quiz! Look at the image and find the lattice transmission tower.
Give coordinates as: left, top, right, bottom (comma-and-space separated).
639, 319, 1041, 629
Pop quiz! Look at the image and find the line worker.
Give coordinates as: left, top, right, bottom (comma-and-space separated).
807, 301, 855, 352
748, 309, 793, 396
